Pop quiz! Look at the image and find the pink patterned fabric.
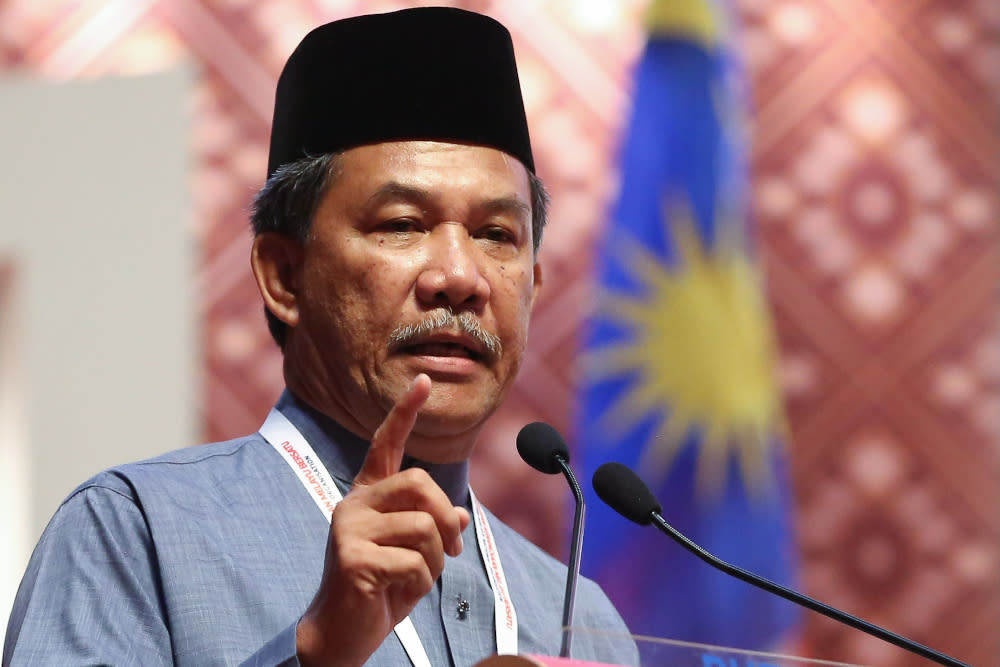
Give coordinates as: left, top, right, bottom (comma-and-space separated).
1, 2, 995, 664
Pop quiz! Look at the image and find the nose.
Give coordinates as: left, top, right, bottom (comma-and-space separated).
415, 224, 490, 312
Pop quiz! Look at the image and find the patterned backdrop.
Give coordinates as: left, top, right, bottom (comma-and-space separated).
1, 0, 996, 665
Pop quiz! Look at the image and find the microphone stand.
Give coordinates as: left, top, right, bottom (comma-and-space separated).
556, 456, 585, 659
649, 511, 970, 667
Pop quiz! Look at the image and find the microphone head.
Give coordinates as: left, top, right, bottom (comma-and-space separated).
516, 422, 570, 475
592, 462, 662, 525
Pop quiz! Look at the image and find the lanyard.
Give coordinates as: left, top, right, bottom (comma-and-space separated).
259, 408, 518, 665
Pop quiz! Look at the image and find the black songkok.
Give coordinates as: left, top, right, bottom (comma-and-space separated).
266, 7, 534, 180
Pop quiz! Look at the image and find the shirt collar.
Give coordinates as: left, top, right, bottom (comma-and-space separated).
274, 389, 470, 507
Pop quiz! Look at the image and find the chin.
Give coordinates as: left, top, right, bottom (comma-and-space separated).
408, 405, 493, 455
413, 407, 488, 437
423, 382, 502, 423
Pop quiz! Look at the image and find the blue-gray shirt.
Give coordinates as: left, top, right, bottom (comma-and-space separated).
4, 392, 637, 666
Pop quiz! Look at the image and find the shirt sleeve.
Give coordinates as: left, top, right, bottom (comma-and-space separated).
3, 484, 315, 667
3, 484, 173, 665
238, 622, 301, 667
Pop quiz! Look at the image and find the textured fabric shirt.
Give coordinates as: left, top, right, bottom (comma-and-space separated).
4, 391, 638, 666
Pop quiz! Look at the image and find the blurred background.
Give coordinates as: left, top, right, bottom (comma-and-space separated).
0, 1, 997, 665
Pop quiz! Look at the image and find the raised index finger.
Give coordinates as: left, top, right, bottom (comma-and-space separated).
354, 373, 431, 485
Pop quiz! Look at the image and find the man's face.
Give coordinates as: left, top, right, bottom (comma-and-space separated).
291, 141, 541, 459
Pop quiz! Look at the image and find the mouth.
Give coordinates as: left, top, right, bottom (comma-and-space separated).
392, 331, 492, 364
403, 341, 483, 360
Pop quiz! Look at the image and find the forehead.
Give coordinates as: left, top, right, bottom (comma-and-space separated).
332, 141, 532, 203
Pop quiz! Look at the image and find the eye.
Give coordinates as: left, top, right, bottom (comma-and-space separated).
477, 225, 516, 244
380, 218, 420, 233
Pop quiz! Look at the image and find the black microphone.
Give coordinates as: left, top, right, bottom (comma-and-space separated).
517, 422, 584, 659
592, 462, 971, 667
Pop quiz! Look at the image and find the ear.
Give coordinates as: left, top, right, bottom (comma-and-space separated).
530, 260, 544, 308
251, 232, 304, 328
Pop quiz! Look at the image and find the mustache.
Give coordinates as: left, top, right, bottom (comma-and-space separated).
388, 308, 502, 362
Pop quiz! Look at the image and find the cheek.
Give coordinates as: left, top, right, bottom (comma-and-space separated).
321, 241, 401, 299
494, 266, 536, 334
302, 256, 380, 336
509, 265, 536, 306
335, 254, 418, 331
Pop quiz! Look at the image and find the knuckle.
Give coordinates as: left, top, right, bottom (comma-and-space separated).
399, 467, 431, 486
330, 502, 367, 534
371, 421, 389, 443
334, 541, 369, 576
412, 512, 437, 535
405, 562, 433, 596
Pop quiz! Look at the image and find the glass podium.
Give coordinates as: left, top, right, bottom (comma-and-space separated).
475, 628, 865, 667
564, 627, 864, 666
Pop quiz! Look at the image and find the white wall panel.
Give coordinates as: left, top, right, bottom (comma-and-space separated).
0, 69, 196, 635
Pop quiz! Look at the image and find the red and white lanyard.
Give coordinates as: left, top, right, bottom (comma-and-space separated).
259, 408, 518, 665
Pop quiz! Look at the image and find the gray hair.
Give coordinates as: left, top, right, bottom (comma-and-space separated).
389, 308, 502, 362
250, 152, 549, 348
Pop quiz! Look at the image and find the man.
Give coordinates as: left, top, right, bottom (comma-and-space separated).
4, 8, 637, 666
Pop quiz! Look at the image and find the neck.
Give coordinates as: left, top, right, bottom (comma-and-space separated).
401, 455, 470, 507
279, 389, 472, 506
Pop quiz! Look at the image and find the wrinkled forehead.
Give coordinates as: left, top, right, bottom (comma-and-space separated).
324, 141, 533, 216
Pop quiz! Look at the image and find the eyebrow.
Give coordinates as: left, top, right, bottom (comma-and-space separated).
364, 182, 434, 210
480, 196, 531, 221
364, 181, 531, 220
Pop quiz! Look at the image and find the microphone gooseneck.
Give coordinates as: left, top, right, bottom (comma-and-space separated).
591, 462, 971, 667
516, 422, 584, 659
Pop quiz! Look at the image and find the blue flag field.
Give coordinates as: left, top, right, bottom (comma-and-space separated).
578, 0, 799, 650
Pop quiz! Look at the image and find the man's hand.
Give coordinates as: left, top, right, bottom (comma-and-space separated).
296, 374, 472, 667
